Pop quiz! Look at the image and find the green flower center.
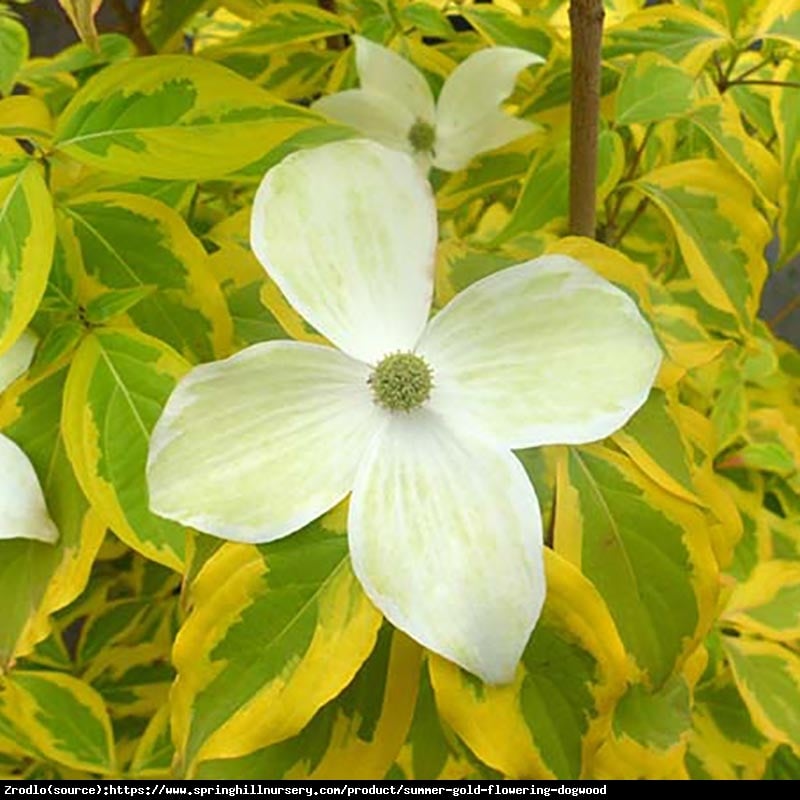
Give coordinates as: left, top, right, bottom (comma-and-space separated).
408, 120, 436, 153
369, 352, 433, 412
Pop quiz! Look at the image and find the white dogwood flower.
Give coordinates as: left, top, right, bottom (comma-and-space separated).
0, 330, 59, 544
313, 36, 543, 172
147, 140, 661, 684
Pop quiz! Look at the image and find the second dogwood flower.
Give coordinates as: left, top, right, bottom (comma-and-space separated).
313, 36, 543, 172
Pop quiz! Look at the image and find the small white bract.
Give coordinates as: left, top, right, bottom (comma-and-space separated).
147, 140, 662, 684
0, 330, 59, 545
312, 36, 543, 172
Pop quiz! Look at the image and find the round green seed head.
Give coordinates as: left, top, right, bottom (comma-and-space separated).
369, 352, 433, 412
408, 120, 436, 154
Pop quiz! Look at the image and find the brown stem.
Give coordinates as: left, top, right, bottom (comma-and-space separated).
712, 52, 726, 85
768, 295, 800, 329
730, 55, 775, 84
603, 124, 652, 239
568, 0, 605, 238
722, 50, 740, 83
626, 125, 653, 179
716, 50, 745, 93
727, 79, 800, 89
110, 0, 154, 55
608, 196, 649, 246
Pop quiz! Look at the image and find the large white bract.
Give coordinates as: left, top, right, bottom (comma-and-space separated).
0, 330, 59, 545
147, 140, 662, 684
312, 36, 543, 172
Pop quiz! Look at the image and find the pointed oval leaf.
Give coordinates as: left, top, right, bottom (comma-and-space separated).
57, 0, 103, 51
555, 444, 718, 685
686, 668, 770, 780
724, 635, 800, 747
130, 705, 173, 778
4, 670, 115, 774
604, 5, 731, 74
0, 155, 54, 357
199, 3, 348, 59
634, 159, 771, 324
62, 328, 191, 571
302, 629, 421, 780
613, 388, 700, 504
771, 59, 800, 266
689, 95, 781, 205
172, 514, 382, 775
60, 193, 232, 362
461, 5, 552, 57
390, 661, 498, 780
592, 675, 692, 779
29, 321, 84, 379
430, 549, 628, 779
0, 16, 28, 96
0, 365, 105, 667
493, 136, 569, 245
53, 55, 329, 179
615, 53, 697, 125
194, 627, 421, 780
723, 560, 800, 642
141, 0, 207, 51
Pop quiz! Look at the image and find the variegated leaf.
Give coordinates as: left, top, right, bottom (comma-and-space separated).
54, 55, 332, 179
1, 671, 115, 774
555, 444, 718, 685
634, 159, 771, 325
172, 507, 382, 776
430, 549, 628, 779
0, 366, 105, 667
60, 192, 232, 362
62, 328, 191, 571
0, 149, 54, 358
194, 626, 421, 779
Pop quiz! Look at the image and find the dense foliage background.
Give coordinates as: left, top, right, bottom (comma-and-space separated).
0, 0, 799, 780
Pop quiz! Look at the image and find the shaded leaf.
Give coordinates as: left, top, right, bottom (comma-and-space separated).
0, 16, 28, 96
686, 668, 770, 780
723, 560, 800, 642
605, 5, 731, 73
2, 670, 115, 774
613, 389, 699, 504
57, 1, 103, 51
724, 635, 800, 746
142, 0, 209, 51
615, 53, 697, 125
592, 676, 692, 778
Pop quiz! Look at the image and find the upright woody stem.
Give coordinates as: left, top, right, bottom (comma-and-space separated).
568, 0, 605, 237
